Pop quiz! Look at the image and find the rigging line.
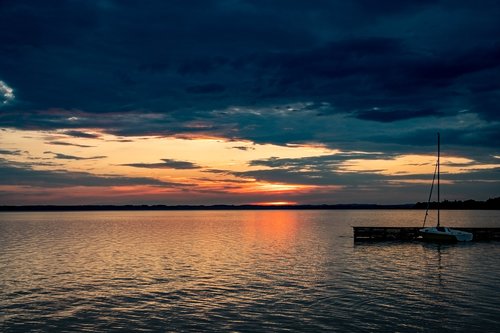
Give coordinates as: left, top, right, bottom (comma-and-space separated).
423, 161, 438, 227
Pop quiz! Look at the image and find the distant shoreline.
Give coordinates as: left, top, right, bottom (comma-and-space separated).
1, 198, 499, 211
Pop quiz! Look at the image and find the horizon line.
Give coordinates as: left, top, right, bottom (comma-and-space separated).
1, 197, 499, 211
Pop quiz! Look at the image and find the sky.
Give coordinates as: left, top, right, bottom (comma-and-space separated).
0, 0, 499, 205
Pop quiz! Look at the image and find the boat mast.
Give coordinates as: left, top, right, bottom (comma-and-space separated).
437, 132, 440, 227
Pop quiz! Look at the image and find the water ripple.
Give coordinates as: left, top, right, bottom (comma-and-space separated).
1, 210, 500, 332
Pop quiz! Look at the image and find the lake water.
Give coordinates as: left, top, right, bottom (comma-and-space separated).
1, 210, 500, 332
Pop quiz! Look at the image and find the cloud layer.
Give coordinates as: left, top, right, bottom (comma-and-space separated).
1, 1, 499, 123
0, 1, 498, 204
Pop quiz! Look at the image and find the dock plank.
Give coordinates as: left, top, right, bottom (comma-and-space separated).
353, 227, 500, 242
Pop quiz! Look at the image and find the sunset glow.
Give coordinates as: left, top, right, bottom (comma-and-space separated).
0, 0, 498, 205
2, 3, 500, 333
0, 125, 498, 205
253, 201, 298, 206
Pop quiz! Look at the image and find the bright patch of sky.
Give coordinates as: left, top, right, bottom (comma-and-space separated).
0, 80, 14, 105
0, 128, 334, 192
1, 128, 498, 204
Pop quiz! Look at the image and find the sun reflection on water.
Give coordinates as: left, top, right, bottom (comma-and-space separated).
1, 210, 500, 332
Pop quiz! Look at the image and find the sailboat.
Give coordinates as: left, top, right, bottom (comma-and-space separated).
419, 133, 473, 242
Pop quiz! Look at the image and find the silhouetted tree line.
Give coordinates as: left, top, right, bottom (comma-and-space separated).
0, 204, 412, 211
1, 197, 499, 211
414, 197, 500, 210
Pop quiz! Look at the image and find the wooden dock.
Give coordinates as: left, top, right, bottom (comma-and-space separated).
353, 227, 500, 242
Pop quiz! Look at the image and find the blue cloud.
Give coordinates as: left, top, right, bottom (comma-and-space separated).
0, 0, 498, 162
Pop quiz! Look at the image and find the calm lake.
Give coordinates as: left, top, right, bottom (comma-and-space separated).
1, 210, 500, 332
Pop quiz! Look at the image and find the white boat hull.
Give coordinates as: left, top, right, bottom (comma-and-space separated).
419, 227, 473, 242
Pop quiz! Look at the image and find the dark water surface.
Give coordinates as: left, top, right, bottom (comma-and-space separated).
1, 210, 500, 332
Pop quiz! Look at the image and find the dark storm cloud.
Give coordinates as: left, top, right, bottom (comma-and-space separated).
63, 130, 100, 139
0, 149, 22, 155
249, 153, 390, 170
202, 168, 231, 175
43, 152, 107, 160
122, 159, 201, 170
160, 159, 201, 169
365, 125, 500, 151
241, 148, 499, 188
46, 141, 94, 148
186, 84, 226, 94
354, 109, 441, 123
0, 160, 183, 187
0, 0, 499, 153
232, 167, 387, 187
234, 153, 394, 187
231, 146, 255, 151
233, 156, 499, 189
